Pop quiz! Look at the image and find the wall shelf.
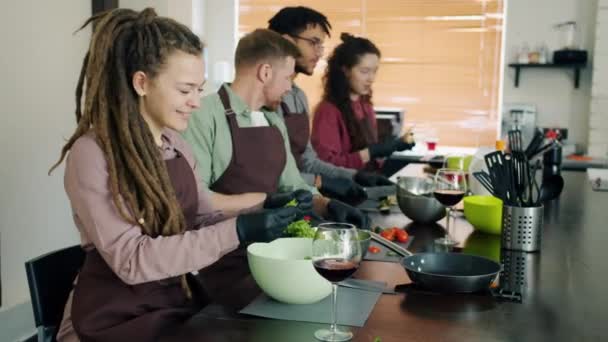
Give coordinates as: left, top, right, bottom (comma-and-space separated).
508, 63, 587, 89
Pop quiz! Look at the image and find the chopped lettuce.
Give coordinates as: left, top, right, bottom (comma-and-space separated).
285, 199, 298, 207
284, 219, 315, 238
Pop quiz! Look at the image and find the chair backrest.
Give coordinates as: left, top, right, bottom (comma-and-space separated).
25, 245, 85, 336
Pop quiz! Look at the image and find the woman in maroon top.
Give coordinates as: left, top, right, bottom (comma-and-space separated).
50, 8, 311, 342
312, 33, 414, 170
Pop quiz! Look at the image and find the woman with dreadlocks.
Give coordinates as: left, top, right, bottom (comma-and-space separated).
311, 33, 415, 171
52, 8, 310, 342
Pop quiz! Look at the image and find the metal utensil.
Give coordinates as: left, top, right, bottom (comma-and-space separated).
525, 129, 544, 159
504, 154, 519, 206
530, 160, 542, 205
485, 151, 507, 201
339, 279, 397, 295
529, 140, 562, 160
512, 151, 531, 206
473, 171, 495, 196
508, 130, 523, 152
538, 174, 564, 204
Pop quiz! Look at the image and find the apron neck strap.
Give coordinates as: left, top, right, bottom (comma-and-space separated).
218, 85, 236, 117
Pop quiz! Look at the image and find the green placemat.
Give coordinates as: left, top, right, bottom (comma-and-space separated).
239, 284, 382, 327
363, 236, 414, 263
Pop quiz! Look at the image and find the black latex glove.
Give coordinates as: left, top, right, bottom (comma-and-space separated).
319, 176, 368, 206
368, 138, 415, 159
263, 192, 292, 208
353, 171, 394, 187
293, 189, 314, 214
236, 207, 299, 243
326, 200, 371, 230
264, 190, 313, 213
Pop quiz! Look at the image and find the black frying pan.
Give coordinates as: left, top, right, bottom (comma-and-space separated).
370, 232, 501, 293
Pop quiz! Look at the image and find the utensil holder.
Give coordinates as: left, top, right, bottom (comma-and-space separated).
501, 205, 543, 252
499, 249, 540, 295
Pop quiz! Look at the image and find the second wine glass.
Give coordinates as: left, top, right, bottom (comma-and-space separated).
433, 168, 467, 246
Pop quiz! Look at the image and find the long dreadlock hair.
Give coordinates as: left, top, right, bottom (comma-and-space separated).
49, 8, 204, 294
322, 33, 381, 152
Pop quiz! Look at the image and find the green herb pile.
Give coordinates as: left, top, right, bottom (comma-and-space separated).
284, 219, 315, 238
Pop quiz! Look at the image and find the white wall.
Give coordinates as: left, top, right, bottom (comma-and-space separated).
120, 0, 169, 16
0, 0, 90, 311
202, 0, 238, 93
589, 0, 608, 157
119, 0, 201, 28
502, 0, 598, 150
119, 0, 234, 93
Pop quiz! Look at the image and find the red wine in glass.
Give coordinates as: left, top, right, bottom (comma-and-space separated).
433, 189, 465, 207
433, 168, 467, 247
313, 259, 359, 283
312, 223, 361, 342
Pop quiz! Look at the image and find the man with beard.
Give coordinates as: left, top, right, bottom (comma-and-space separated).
268, 7, 396, 205
183, 28, 368, 227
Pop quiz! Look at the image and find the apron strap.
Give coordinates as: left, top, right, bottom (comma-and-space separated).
218, 85, 237, 117
280, 101, 292, 116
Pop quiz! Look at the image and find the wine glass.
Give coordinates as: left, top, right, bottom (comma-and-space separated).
312, 222, 362, 342
433, 168, 467, 246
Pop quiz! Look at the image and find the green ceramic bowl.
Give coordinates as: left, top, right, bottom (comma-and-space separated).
247, 238, 331, 304
463, 195, 503, 235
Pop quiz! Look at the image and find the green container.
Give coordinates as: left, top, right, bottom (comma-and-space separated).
463, 195, 503, 235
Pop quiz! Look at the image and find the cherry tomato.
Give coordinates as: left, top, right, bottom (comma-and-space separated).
380, 229, 395, 241
395, 229, 409, 243
368, 246, 381, 254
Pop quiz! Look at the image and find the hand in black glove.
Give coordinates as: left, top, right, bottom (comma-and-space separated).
368, 137, 415, 159
263, 192, 293, 208
326, 200, 371, 230
319, 176, 368, 206
293, 189, 313, 214
236, 207, 299, 243
353, 171, 394, 187
264, 190, 313, 214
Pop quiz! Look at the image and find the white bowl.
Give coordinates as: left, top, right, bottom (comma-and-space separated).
247, 238, 332, 304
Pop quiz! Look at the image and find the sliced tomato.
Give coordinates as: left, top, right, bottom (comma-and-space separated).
368, 246, 381, 254
395, 229, 409, 243
380, 229, 395, 241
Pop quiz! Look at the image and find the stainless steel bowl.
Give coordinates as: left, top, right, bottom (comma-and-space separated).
397, 177, 446, 223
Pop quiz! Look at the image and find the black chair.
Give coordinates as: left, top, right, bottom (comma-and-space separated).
25, 245, 85, 342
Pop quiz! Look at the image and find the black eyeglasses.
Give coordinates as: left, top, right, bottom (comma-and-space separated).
290, 34, 325, 51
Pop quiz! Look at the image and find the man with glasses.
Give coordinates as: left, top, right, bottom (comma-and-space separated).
268, 7, 394, 206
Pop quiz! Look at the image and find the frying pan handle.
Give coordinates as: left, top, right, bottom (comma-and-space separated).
369, 231, 413, 256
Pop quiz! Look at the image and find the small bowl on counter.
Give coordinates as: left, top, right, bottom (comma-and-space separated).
463, 195, 503, 235
396, 177, 446, 224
